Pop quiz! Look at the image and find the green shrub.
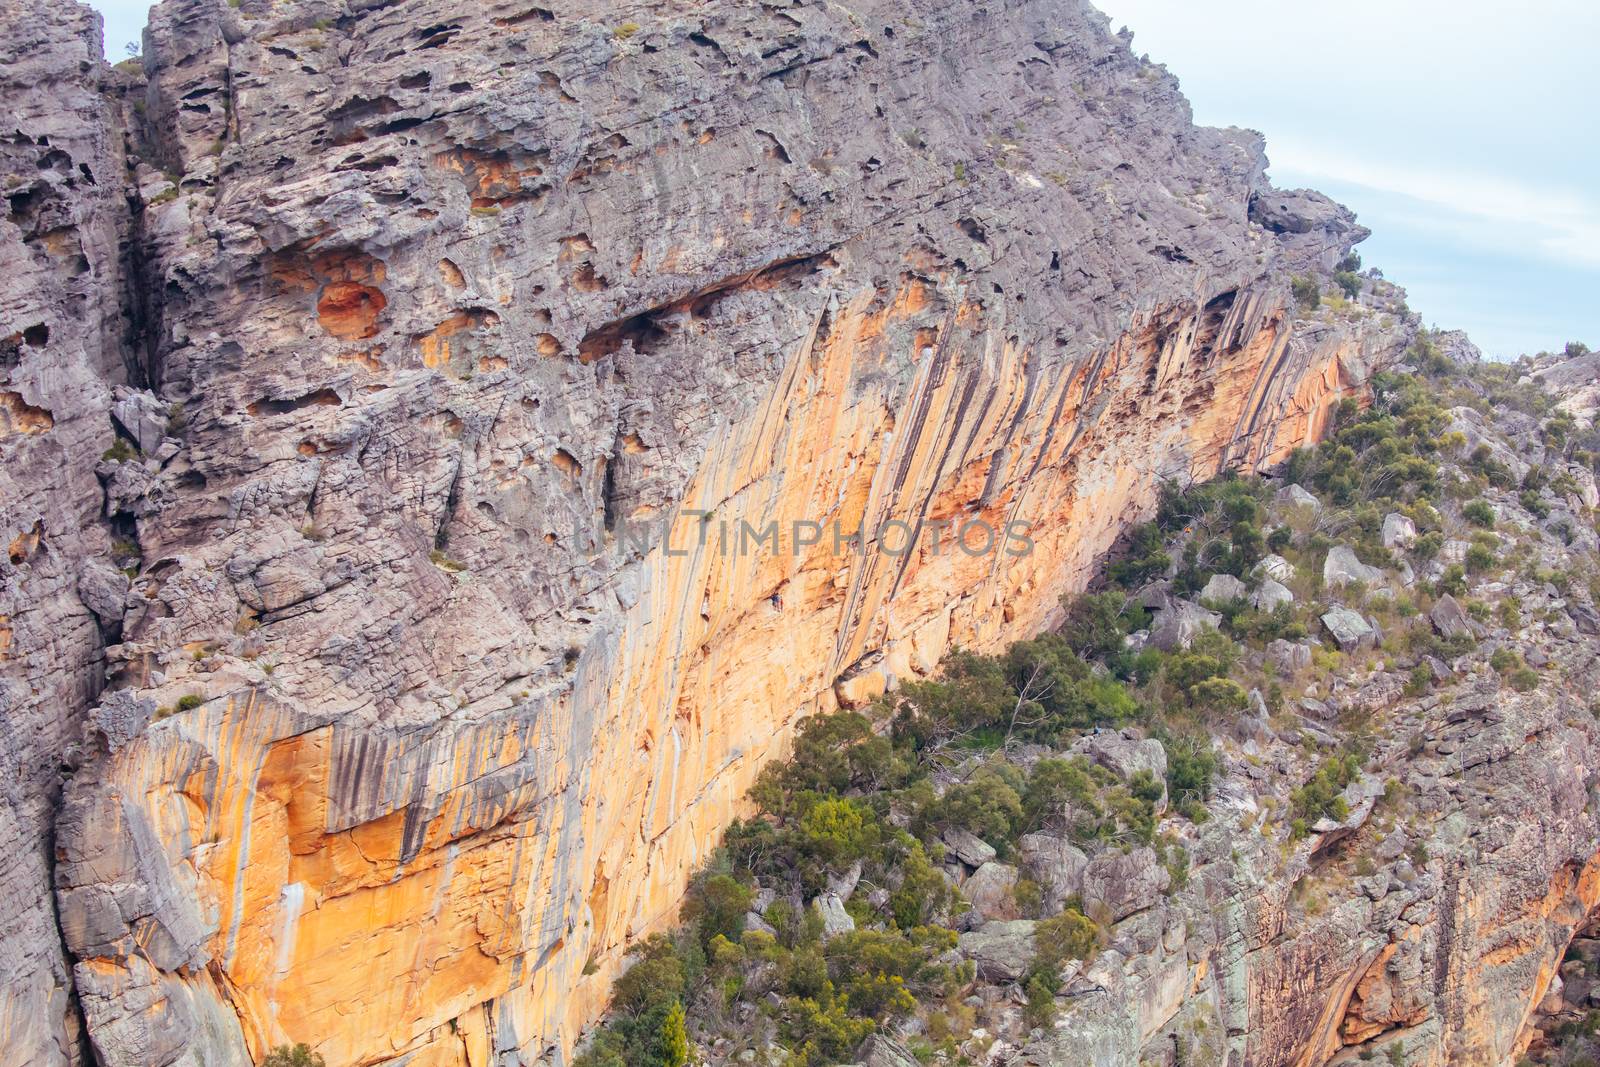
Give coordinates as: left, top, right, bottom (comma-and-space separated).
262, 1047, 326, 1067
681, 873, 753, 950
1291, 276, 1321, 311
1462, 499, 1495, 527
1033, 906, 1098, 974
1290, 753, 1361, 833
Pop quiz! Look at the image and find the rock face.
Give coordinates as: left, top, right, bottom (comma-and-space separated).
0, 0, 1413, 1064
0, 3, 132, 1064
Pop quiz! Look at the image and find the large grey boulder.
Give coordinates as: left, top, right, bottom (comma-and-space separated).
1200, 573, 1248, 603
1430, 594, 1475, 642
958, 920, 1038, 982
1072, 732, 1168, 810
812, 893, 855, 940
1252, 578, 1294, 612
1018, 834, 1090, 913
1081, 847, 1170, 921
1324, 545, 1384, 587
1382, 513, 1418, 549
856, 1035, 921, 1067
962, 862, 1020, 920
1267, 639, 1313, 675
1255, 554, 1296, 582
1321, 607, 1376, 651
1276, 484, 1322, 512
1149, 600, 1222, 651
1074, 731, 1167, 781
942, 827, 998, 868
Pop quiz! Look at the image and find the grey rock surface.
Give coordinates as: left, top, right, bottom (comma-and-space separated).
958, 919, 1038, 983
1323, 544, 1385, 587
0, 0, 1418, 1061
1200, 572, 1247, 603
1252, 577, 1295, 612
1321, 606, 1376, 650
1018, 833, 1091, 913
1149, 600, 1223, 651
943, 827, 999, 869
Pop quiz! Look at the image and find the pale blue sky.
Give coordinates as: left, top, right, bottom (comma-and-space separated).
91, 0, 1597, 357
1093, 0, 1599, 359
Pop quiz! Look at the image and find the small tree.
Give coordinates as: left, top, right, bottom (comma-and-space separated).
657, 1001, 689, 1067
261, 1046, 325, 1067
1291, 276, 1321, 311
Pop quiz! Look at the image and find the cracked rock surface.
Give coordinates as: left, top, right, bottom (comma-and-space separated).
0, 0, 1417, 1064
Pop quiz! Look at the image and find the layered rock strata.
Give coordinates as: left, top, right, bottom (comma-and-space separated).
0, 0, 1413, 1064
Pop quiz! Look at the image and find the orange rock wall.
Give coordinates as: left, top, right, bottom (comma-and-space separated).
69, 281, 1395, 1066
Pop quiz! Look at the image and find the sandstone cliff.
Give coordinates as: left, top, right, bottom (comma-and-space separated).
0, 1, 1413, 1065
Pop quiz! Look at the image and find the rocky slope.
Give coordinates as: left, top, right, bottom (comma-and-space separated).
0, 0, 1420, 1065
577, 339, 1600, 1067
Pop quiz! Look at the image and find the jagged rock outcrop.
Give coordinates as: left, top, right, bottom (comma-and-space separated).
0, 0, 1416, 1065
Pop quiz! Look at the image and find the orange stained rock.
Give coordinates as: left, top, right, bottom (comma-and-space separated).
317, 282, 387, 340
71, 277, 1388, 1067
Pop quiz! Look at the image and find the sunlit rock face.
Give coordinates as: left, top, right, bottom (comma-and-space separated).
1, 0, 1412, 1064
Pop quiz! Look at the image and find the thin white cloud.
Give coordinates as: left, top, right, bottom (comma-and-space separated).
1269, 139, 1600, 270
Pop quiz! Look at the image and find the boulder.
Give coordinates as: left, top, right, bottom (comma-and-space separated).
1321, 607, 1376, 651
962, 862, 1020, 920
1266, 638, 1312, 675
1252, 578, 1294, 612
1323, 545, 1384, 587
857, 1035, 921, 1067
941, 827, 997, 868
1081, 847, 1170, 921
1200, 573, 1247, 603
1276, 483, 1321, 512
1255, 554, 1296, 583
1136, 581, 1174, 611
1430, 594, 1474, 642
812, 893, 855, 939
1381, 513, 1417, 549
1148, 600, 1221, 651
1017, 834, 1090, 912
110, 387, 174, 455
1072, 733, 1168, 811
827, 861, 862, 901
958, 920, 1037, 982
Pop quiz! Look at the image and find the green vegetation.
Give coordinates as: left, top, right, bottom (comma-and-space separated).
1289, 752, 1361, 838
1291, 275, 1321, 311
578, 329, 1596, 1064
262, 1046, 325, 1067
1334, 270, 1363, 300
102, 436, 137, 462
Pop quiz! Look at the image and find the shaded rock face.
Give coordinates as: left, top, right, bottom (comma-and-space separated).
0, 0, 1412, 1065
0, 2, 133, 1064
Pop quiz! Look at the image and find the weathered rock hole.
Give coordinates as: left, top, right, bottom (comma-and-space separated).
494, 6, 553, 27
247, 388, 343, 417
552, 449, 582, 477
0, 391, 54, 434
317, 282, 386, 339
